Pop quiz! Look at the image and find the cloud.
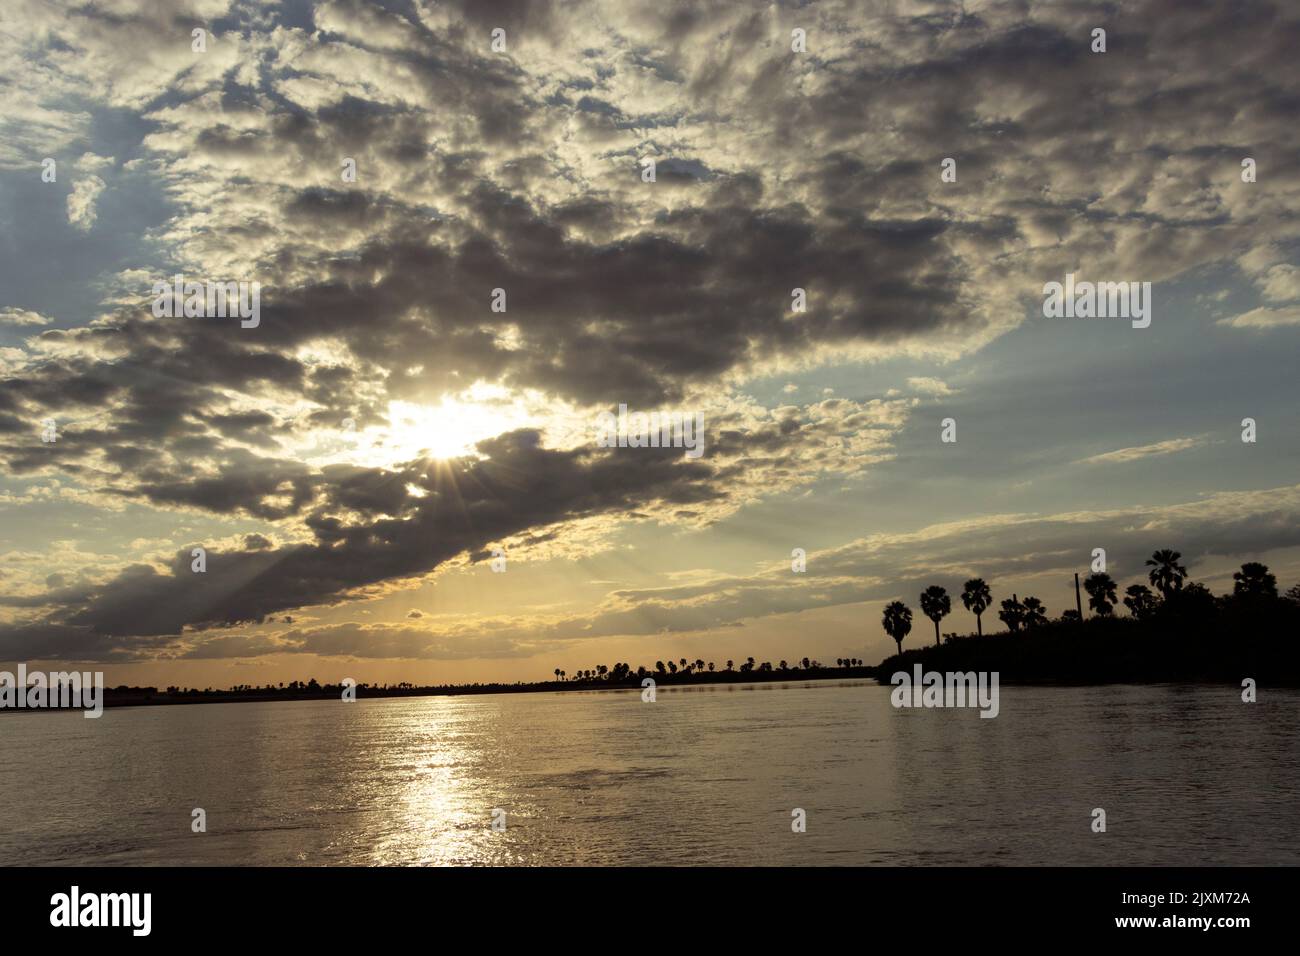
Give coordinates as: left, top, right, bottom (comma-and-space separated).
1075, 437, 1205, 466
0, 308, 52, 327
1218, 305, 1300, 329
906, 377, 953, 397
74, 152, 114, 174
65, 176, 105, 231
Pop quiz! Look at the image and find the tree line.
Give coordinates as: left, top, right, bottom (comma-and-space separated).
551, 656, 867, 684
881, 549, 1293, 652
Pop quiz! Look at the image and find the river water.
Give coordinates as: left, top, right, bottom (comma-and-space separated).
2, 681, 1296, 865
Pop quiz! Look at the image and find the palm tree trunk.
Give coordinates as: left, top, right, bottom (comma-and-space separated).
934, 619, 941, 646
976, 613, 982, 637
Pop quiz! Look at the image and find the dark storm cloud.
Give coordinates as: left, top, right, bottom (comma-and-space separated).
0, 429, 733, 654
128, 451, 317, 520
0, 621, 177, 662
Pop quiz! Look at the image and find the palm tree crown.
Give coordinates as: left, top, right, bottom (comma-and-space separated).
919, 585, 951, 646
882, 601, 913, 653
1146, 549, 1187, 598
1233, 561, 1277, 598
1021, 596, 1048, 628
1084, 572, 1118, 616
961, 578, 993, 636
998, 595, 1025, 632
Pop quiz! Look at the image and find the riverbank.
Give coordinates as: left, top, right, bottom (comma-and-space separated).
39, 665, 882, 710
874, 605, 1300, 685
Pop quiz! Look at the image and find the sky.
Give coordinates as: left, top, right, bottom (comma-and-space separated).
0, 0, 1298, 689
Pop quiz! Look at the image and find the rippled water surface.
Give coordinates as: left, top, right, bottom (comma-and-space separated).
3, 681, 1297, 865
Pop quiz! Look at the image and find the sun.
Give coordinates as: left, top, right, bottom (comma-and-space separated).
381, 397, 522, 463
297, 385, 558, 470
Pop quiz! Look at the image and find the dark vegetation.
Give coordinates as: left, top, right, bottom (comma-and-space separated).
81, 658, 877, 709
877, 552, 1300, 684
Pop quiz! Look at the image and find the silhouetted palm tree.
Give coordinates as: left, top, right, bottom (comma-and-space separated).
882, 601, 913, 654
1146, 549, 1187, 598
708, 661, 715, 672
554, 668, 561, 681
920, 585, 951, 646
961, 578, 993, 636
1123, 583, 1158, 619
1021, 596, 1048, 628
1233, 562, 1277, 598
1084, 572, 1118, 616
998, 595, 1025, 632
725, 660, 734, 671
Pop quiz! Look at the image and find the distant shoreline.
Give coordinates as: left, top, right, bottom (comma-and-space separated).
5, 660, 1288, 716
4, 665, 882, 712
